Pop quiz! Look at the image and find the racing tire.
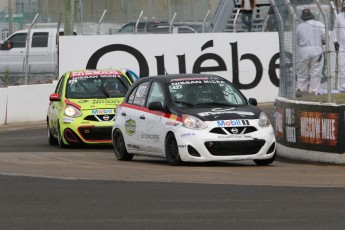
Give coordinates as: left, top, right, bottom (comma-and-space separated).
57, 123, 66, 148
47, 121, 57, 145
113, 129, 133, 161
165, 133, 182, 166
253, 152, 276, 166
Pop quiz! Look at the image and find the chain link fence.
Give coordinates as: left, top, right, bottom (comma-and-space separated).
271, 0, 345, 103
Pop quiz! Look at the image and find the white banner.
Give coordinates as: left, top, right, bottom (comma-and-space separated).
60, 32, 279, 102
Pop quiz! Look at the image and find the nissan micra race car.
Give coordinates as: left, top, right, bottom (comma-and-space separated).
112, 74, 276, 165
47, 69, 137, 147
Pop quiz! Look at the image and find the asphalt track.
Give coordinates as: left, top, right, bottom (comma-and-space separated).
0, 104, 345, 229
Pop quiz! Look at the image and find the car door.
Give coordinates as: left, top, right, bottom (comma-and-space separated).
119, 81, 150, 153
29, 32, 53, 73
138, 81, 166, 155
0, 32, 27, 74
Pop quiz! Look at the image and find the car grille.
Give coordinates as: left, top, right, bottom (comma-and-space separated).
210, 126, 257, 135
84, 114, 115, 122
78, 126, 112, 141
204, 139, 265, 156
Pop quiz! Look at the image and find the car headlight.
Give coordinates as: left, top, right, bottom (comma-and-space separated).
182, 114, 207, 129
258, 112, 271, 127
64, 104, 82, 117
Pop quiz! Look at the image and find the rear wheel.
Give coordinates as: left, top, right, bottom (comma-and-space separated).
113, 129, 133, 161
47, 121, 57, 145
165, 133, 182, 166
254, 152, 276, 166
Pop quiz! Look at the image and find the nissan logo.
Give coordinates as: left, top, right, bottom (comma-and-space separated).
103, 115, 110, 121
231, 128, 238, 134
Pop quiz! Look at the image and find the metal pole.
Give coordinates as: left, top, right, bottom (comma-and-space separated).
167, 0, 171, 22
79, 0, 83, 35
316, 2, 331, 103
24, 13, 39, 85
202, 9, 210, 33
64, 0, 75, 35
169, 12, 177, 33
286, 0, 298, 99
97, 9, 107, 35
56, 13, 62, 80
8, 0, 13, 35
135, 10, 143, 34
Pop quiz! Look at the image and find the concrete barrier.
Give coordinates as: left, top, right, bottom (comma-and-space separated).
0, 88, 7, 125
5, 84, 55, 125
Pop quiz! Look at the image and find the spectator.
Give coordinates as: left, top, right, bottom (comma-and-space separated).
333, 3, 345, 92
241, 0, 256, 32
296, 8, 325, 97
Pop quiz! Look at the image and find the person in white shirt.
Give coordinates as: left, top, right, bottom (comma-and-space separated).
296, 8, 325, 97
333, 3, 345, 92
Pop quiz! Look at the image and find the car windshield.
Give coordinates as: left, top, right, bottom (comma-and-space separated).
168, 77, 247, 108
66, 74, 131, 99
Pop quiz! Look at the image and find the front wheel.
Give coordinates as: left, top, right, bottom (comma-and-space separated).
165, 133, 182, 166
47, 121, 57, 145
112, 129, 133, 161
57, 123, 66, 148
253, 152, 276, 166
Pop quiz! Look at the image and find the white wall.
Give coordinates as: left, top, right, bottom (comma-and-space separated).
60, 32, 280, 103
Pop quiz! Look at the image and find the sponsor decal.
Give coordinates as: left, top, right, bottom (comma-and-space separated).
92, 99, 122, 104
217, 135, 252, 139
63, 117, 74, 123
299, 112, 337, 145
275, 100, 342, 153
140, 133, 160, 141
165, 121, 180, 126
285, 108, 296, 143
92, 109, 114, 114
127, 144, 139, 149
216, 119, 249, 127
125, 119, 136, 135
180, 133, 196, 138
171, 79, 225, 86
70, 70, 121, 77
198, 108, 254, 117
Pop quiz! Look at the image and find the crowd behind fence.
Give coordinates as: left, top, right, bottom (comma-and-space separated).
272, 0, 345, 104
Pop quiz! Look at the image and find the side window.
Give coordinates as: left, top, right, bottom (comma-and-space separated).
32, 32, 48, 47
56, 74, 66, 95
146, 82, 164, 106
8, 33, 27, 48
128, 81, 149, 106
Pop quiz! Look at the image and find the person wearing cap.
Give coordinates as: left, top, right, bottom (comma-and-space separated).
333, 3, 345, 92
296, 8, 325, 97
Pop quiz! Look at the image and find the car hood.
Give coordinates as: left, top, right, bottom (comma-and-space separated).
176, 105, 262, 121
68, 98, 124, 111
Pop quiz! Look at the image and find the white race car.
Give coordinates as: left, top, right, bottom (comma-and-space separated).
112, 74, 276, 166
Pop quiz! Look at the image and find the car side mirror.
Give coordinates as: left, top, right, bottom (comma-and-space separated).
148, 101, 164, 111
248, 98, 257, 106
49, 93, 61, 101
0, 41, 11, 50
